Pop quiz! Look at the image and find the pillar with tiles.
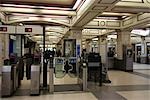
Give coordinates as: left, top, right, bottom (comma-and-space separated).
98, 35, 108, 67
140, 36, 147, 64
68, 28, 82, 58
116, 30, 133, 71
0, 33, 9, 74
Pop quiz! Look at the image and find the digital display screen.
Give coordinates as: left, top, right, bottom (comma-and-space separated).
25, 28, 32, 32
0, 27, 7, 32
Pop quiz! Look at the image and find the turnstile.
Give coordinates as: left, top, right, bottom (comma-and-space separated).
2, 65, 14, 96
87, 53, 102, 86
78, 62, 87, 91
49, 57, 87, 93
30, 65, 41, 95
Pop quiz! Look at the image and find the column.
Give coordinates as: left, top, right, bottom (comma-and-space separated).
4, 34, 9, 59
98, 35, 107, 66
43, 26, 47, 87
116, 30, 131, 59
0, 33, 9, 74
85, 39, 91, 53
116, 30, 133, 71
140, 36, 147, 63
0, 34, 3, 75
69, 28, 82, 58
16, 35, 22, 57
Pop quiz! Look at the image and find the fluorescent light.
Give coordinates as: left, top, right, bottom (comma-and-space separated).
1, 4, 72, 10
116, 1, 148, 8
146, 24, 150, 27
108, 35, 117, 39
0, 7, 76, 16
122, 16, 127, 18
92, 38, 98, 41
131, 29, 150, 36
102, 12, 133, 16
1, 4, 36, 8
121, 0, 142, 2
73, 0, 82, 10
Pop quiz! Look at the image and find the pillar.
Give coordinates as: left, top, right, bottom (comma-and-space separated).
116, 30, 131, 59
0, 33, 9, 74
85, 39, 91, 53
140, 36, 147, 63
98, 35, 107, 66
16, 35, 22, 57
68, 28, 82, 58
0, 34, 3, 75
116, 30, 133, 71
43, 26, 47, 87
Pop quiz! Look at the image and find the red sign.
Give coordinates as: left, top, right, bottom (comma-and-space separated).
0, 27, 7, 32
25, 28, 32, 32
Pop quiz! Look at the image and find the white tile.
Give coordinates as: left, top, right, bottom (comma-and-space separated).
133, 63, 150, 70
135, 70, 150, 75
117, 90, 150, 100
108, 70, 150, 86
1, 92, 97, 100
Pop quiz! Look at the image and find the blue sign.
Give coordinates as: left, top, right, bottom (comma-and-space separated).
77, 45, 80, 56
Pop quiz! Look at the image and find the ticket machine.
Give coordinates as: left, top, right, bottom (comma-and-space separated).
147, 43, 150, 64
123, 45, 133, 71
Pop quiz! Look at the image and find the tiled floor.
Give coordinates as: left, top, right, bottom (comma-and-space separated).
135, 70, 150, 75
40, 72, 78, 85
117, 90, 150, 100
105, 69, 150, 100
133, 63, 150, 69
108, 70, 150, 86
1, 92, 98, 100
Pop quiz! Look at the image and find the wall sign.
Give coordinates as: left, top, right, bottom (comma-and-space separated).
77, 44, 80, 56
0, 27, 7, 32
25, 28, 32, 32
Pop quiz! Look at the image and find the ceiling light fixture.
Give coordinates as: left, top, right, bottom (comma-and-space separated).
73, 0, 82, 10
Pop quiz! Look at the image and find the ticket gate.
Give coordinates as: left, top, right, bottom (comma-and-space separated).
2, 65, 13, 97
1, 65, 17, 97
87, 53, 102, 86
49, 57, 87, 93
30, 65, 41, 95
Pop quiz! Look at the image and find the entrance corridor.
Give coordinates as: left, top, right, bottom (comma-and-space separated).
1, 63, 150, 100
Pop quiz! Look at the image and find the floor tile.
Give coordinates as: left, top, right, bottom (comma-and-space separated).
1, 92, 97, 100
108, 70, 150, 86
117, 90, 150, 100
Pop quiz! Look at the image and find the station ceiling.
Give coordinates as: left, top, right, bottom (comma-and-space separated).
1, 0, 77, 8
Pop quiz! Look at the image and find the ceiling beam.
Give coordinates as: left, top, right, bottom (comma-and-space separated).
0, 12, 7, 23
84, 13, 150, 29
0, 7, 76, 16
116, 2, 149, 8
72, 0, 120, 27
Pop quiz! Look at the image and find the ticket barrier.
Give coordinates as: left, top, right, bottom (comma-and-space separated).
87, 53, 102, 86
49, 57, 87, 93
1, 64, 18, 97
30, 64, 41, 95
78, 60, 87, 91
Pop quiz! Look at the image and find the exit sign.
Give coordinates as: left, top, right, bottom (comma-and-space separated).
0, 27, 7, 32
25, 28, 32, 32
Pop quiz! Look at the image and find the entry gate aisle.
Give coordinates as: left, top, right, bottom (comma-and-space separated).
1, 58, 41, 97
1, 57, 87, 97
49, 57, 87, 93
